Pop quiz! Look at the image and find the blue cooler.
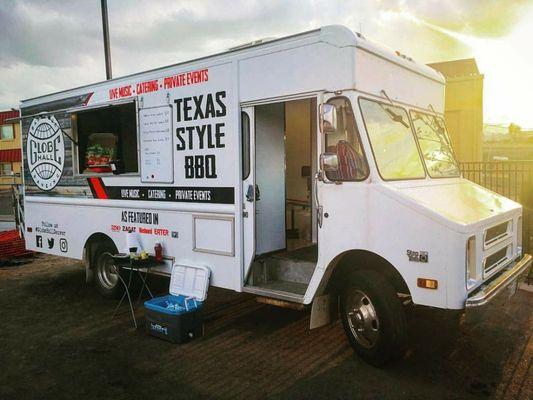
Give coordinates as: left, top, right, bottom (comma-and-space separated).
144, 264, 210, 343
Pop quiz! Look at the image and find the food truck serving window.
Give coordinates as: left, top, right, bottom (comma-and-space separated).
74, 102, 138, 175
359, 98, 425, 181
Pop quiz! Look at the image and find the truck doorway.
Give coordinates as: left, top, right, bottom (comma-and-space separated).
244, 98, 317, 302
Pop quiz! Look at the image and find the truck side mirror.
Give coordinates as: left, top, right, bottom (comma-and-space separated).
320, 153, 339, 172
320, 103, 337, 134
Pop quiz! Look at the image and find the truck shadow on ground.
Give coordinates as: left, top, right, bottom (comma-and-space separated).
0, 256, 531, 400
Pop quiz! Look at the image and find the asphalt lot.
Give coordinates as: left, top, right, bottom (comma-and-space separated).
0, 255, 531, 400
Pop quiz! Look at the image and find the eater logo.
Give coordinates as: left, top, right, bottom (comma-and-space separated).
27, 116, 65, 191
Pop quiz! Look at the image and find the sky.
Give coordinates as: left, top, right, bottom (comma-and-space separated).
0, 0, 532, 127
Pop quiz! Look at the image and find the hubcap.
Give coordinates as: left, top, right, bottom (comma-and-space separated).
346, 289, 380, 349
97, 252, 118, 289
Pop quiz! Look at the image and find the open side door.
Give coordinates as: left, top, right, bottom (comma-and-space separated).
241, 107, 256, 280
242, 98, 319, 304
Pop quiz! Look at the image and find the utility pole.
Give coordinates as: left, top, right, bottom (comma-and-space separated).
101, 0, 112, 80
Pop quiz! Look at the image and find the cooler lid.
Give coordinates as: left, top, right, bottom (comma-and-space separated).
169, 264, 210, 301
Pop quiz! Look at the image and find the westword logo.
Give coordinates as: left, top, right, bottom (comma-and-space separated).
27, 116, 65, 191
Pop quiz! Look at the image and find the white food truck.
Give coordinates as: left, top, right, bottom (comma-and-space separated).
16, 25, 531, 365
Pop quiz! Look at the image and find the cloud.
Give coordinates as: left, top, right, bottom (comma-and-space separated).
0, 0, 532, 125
0, 60, 104, 106
375, 0, 530, 37
0, 1, 102, 68
106, 0, 323, 75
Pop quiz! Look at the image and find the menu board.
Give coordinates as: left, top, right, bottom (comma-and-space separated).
139, 105, 173, 183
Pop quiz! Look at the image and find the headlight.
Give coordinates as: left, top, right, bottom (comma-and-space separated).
466, 235, 477, 288
517, 216, 523, 255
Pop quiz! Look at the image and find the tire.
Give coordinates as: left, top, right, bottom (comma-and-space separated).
340, 270, 407, 367
93, 242, 123, 299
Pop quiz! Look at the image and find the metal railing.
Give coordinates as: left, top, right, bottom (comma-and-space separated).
0, 174, 22, 191
460, 161, 533, 253
11, 184, 24, 237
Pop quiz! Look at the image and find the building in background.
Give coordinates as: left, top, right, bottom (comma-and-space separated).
483, 123, 533, 160
0, 110, 22, 189
428, 58, 484, 162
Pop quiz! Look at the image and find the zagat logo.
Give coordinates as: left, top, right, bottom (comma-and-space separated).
27, 116, 65, 191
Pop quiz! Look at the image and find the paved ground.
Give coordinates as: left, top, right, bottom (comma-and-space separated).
0, 255, 531, 400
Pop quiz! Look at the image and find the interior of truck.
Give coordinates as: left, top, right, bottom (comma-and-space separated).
73, 102, 138, 175
244, 98, 318, 302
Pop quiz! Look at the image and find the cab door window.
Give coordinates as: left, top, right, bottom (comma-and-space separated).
324, 97, 368, 181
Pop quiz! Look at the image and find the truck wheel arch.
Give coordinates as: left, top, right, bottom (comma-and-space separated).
323, 249, 411, 298
83, 233, 117, 283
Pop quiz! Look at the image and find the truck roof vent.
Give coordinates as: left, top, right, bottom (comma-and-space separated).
228, 37, 277, 51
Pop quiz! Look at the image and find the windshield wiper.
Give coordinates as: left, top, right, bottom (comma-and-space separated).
381, 105, 410, 128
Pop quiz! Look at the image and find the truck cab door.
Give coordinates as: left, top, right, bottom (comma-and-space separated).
315, 93, 370, 271
241, 107, 256, 280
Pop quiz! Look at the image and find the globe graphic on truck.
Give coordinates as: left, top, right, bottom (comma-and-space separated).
27, 116, 65, 190
33, 122, 58, 179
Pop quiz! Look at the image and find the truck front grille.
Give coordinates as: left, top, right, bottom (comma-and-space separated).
483, 245, 511, 277
484, 220, 511, 249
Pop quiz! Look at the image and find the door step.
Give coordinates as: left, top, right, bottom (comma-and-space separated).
244, 248, 317, 304
247, 257, 315, 286
243, 280, 306, 303
256, 296, 305, 310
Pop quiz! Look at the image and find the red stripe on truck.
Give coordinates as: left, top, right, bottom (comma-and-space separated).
88, 177, 108, 199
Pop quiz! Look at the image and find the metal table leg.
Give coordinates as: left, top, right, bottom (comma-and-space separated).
136, 267, 154, 305
111, 264, 137, 329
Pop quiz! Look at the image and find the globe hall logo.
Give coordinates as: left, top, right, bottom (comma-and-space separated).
27, 116, 65, 191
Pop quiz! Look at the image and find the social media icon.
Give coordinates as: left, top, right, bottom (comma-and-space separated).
59, 238, 68, 253
47, 238, 54, 249
36, 235, 42, 248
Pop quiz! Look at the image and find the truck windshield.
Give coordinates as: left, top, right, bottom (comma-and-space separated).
359, 98, 425, 180
410, 111, 460, 178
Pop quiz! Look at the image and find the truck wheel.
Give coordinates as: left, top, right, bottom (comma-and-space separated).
93, 243, 123, 299
340, 270, 407, 366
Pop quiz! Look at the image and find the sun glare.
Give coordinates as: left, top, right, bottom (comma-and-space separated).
388, 8, 533, 128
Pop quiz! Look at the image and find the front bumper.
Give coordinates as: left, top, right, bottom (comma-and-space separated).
465, 253, 532, 308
